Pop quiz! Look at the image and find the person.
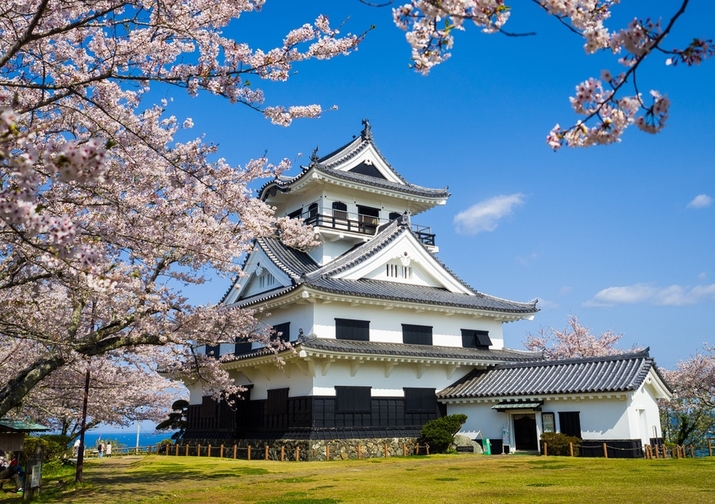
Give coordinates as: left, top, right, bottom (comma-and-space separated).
97, 441, 104, 458
73, 438, 81, 457
105, 442, 112, 457
0, 454, 23, 494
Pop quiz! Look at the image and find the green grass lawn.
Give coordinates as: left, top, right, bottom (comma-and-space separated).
2, 454, 714, 503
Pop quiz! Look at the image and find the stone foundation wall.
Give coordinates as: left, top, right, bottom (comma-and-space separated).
179, 437, 421, 461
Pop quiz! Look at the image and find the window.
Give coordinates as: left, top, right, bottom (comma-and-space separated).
404, 388, 437, 413
272, 322, 290, 343
234, 339, 253, 355
332, 201, 348, 221
335, 386, 371, 413
287, 208, 303, 219
205, 344, 220, 358
335, 319, 369, 341
389, 212, 401, 221
542, 412, 555, 433
308, 202, 319, 219
386, 263, 411, 279
402, 324, 433, 345
266, 388, 289, 415
357, 205, 380, 231
259, 271, 276, 289
461, 329, 492, 349
559, 411, 582, 438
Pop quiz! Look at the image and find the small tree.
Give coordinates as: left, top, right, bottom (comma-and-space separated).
420, 414, 468, 453
156, 400, 190, 442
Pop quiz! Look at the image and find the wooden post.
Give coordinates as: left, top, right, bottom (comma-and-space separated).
233, 444, 237, 459
326, 445, 330, 461
384, 442, 389, 458
402, 443, 407, 457
569, 442, 574, 457
295, 446, 300, 462
165, 444, 170, 455
543, 442, 548, 457
280, 446, 285, 462
602, 443, 608, 459
220, 444, 224, 458
690, 445, 695, 458
357, 444, 361, 459
207, 444, 212, 457
197, 444, 201, 457
175, 444, 179, 456
709, 439, 713, 457
645, 445, 651, 459
265, 445, 269, 461
415, 443, 420, 455
426, 444, 430, 456
185, 444, 189, 457
247, 445, 251, 460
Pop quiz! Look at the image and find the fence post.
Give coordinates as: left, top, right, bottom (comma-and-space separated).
357, 444, 361, 459
326, 445, 330, 461
569, 442, 574, 457
280, 446, 285, 462
234, 444, 238, 459
543, 442, 548, 457
415, 443, 420, 455
247, 445, 251, 461
690, 445, 695, 458
165, 444, 170, 456
384, 443, 389, 458
175, 444, 179, 456
197, 444, 201, 457
208, 444, 212, 457
265, 445, 269, 461
426, 444, 430, 456
402, 443, 407, 457
185, 444, 190, 457
709, 439, 713, 457
602, 443, 608, 459
220, 444, 224, 458
295, 446, 300, 462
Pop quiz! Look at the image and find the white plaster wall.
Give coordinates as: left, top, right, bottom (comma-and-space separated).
449, 402, 506, 441
629, 382, 664, 444
313, 302, 504, 348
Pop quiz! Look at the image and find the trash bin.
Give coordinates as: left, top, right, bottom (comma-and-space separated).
482, 438, 491, 455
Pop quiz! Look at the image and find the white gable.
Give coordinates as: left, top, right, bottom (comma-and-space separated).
332, 230, 474, 295
322, 143, 405, 185
223, 247, 291, 304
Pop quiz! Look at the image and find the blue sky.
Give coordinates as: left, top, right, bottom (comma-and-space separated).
162, 1, 715, 370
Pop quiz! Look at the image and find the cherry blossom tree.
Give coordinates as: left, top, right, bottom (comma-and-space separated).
524, 315, 637, 359
0, 0, 358, 419
659, 345, 715, 447
388, 0, 713, 149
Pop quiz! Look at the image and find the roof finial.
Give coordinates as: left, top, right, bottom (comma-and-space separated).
309, 145, 319, 166
361, 118, 372, 141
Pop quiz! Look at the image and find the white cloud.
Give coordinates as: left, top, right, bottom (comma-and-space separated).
687, 194, 712, 209
586, 282, 715, 307
453, 193, 525, 235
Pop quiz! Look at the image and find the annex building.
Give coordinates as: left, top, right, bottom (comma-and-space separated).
181, 121, 671, 458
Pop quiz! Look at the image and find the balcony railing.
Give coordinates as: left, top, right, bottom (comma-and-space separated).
298, 209, 436, 247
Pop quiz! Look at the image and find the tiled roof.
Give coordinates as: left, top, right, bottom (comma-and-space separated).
437, 350, 668, 399
222, 336, 543, 364
229, 219, 538, 315
258, 126, 448, 201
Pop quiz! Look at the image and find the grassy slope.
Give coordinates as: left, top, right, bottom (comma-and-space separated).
2, 454, 714, 504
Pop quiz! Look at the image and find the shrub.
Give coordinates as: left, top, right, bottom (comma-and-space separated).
420, 414, 468, 454
23, 435, 70, 462
540, 432, 580, 456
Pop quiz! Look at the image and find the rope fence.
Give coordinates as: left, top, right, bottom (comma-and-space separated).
541, 438, 714, 459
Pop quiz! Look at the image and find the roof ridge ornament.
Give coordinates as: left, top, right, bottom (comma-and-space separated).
308, 146, 320, 168
361, 118, 372, 141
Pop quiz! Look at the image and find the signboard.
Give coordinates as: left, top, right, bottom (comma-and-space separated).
31, 463, 42, 488
542, 412, 555, 433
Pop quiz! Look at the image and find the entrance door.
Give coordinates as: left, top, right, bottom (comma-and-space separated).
513, 414, 538, 451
